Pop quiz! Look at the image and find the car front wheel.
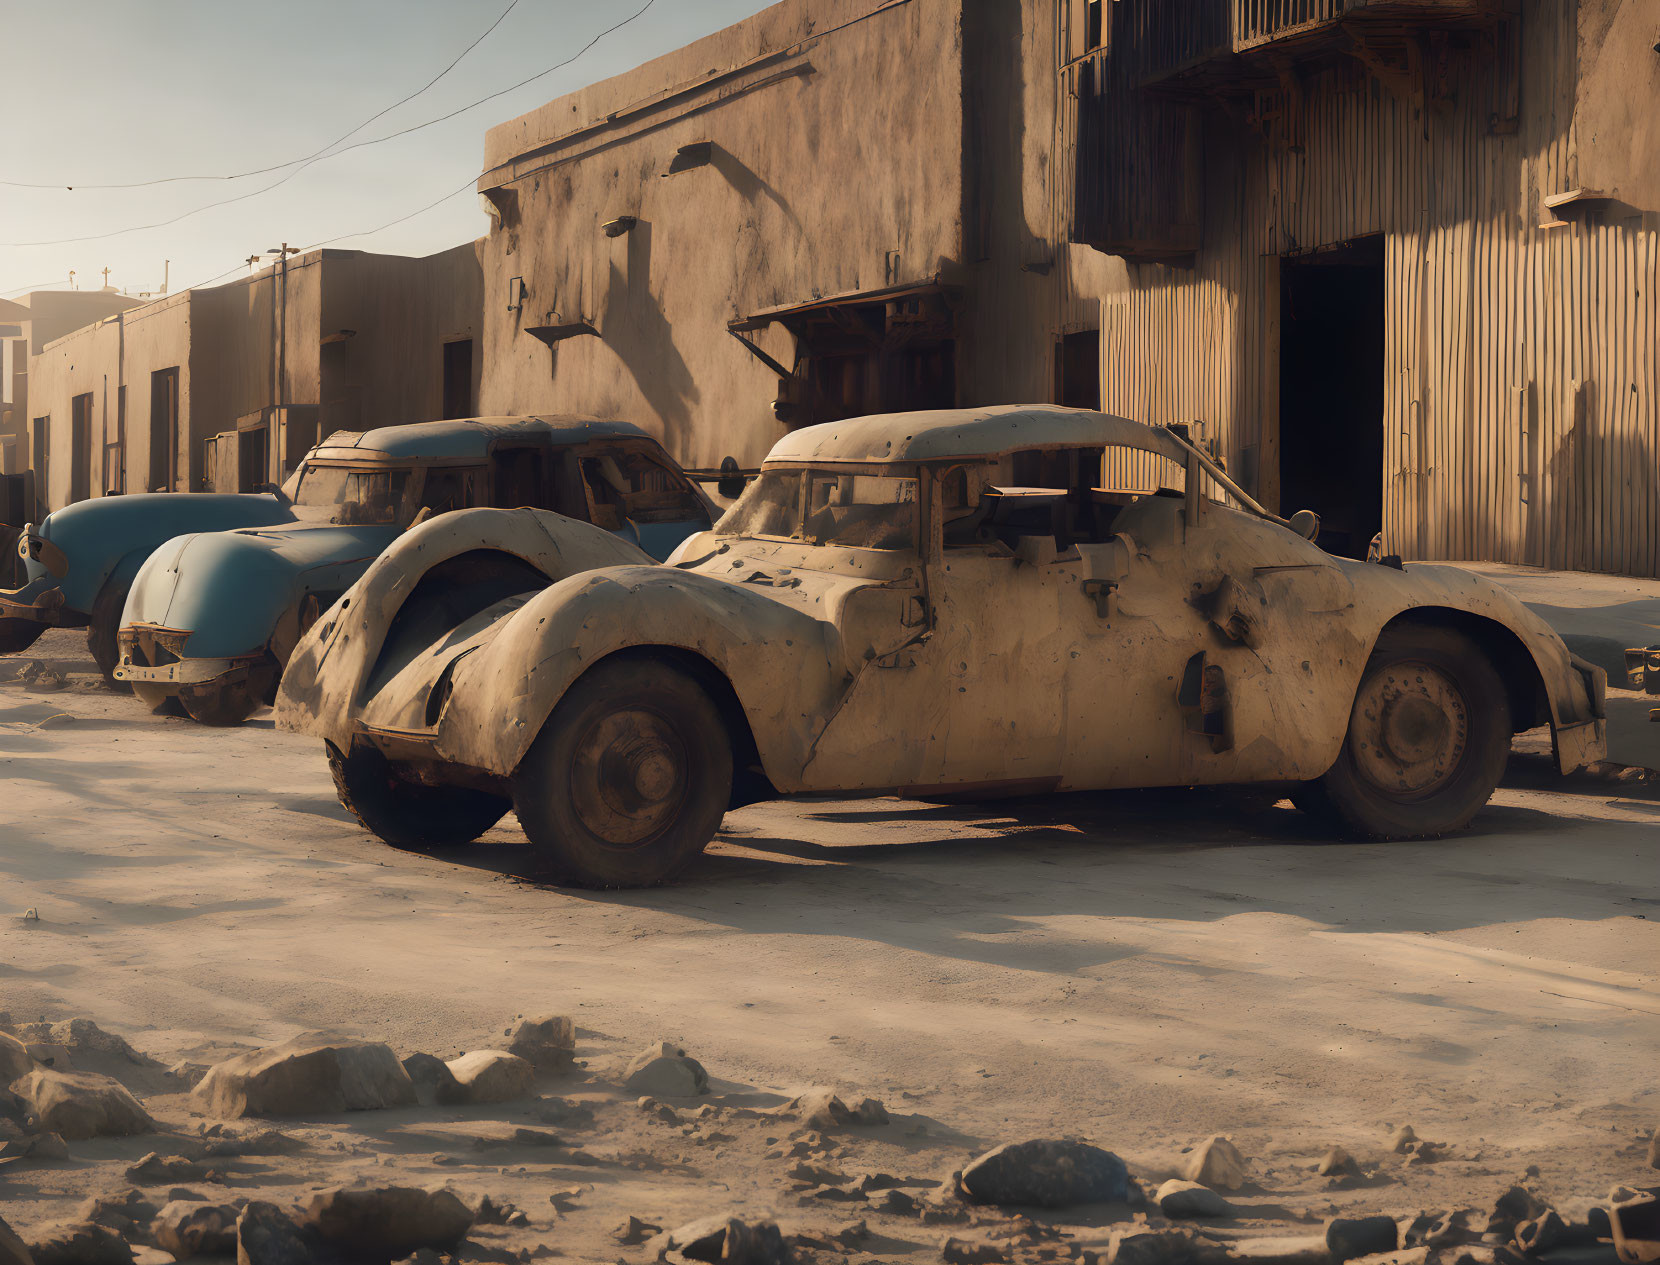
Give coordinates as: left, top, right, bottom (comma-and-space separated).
1297, 626, 1511, 839
328, 742, 511, 848
511, 658, 732, 888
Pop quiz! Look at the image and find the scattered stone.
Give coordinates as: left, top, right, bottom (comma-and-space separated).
444, 1051, 533, 1105
622, 1041, 708, 1098
235, 1201, 313, 1265
151, 1201, 238, 1259
471, 1196, 523, 1227
125, 1154, 217, 1185
612, 1216, 660, 1245
547, 1187, 584, 1215
1106, 1228, 1221, 1265
879, 1189, 919, 1216
1490, 1188, 1551, 1239
1328, 1216, 1401, 1263
0, 1215, 31, 1265
802, 1182, 868, 1204
194, 1036, 417, 1118
14, 1069, 153, 1140
1184, 1136, 1249, 1191
942, 1237, 1007, 1264
202, 1128, 301, 1158
1401, 1211, 1483, 1249
302, 1187, 472, 1259
164, 1062, 209, 1089
1390, 1127, 1420, 1154
20, 1019, 158, 1068
510, 1127, 562, 1148
401, 1053, 465, 1107
534, 1097, 594, 1128
505, 1016, 574, 1069
23, 1132, 69, 1161
0, 1032, 33, 1085
26, 1222, 133, 1265
960, 1139, 1130, 1208
1156, 1179, 1233, 1219
77, 1191, 159, 1243
24, 1043, 72, 1070
1318, 1147, 1363, 1179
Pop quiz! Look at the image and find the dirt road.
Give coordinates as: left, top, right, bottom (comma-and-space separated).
1, 629, 1656, 1257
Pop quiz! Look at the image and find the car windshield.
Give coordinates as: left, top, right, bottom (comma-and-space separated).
294, 464, 414, 526
715, 466, 918, 551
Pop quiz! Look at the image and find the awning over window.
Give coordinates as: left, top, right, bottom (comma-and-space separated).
729, 279, 958, 334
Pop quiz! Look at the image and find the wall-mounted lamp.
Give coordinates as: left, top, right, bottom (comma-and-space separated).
602, 215, 639, 238
507, 276, 526, 313
663, 142, 714, 176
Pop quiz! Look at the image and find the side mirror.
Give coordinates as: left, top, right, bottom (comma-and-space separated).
1288, 509, 1320, 542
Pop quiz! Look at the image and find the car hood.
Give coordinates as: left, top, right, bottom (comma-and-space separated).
124, 523, 400, 660
29, 492, 296, 613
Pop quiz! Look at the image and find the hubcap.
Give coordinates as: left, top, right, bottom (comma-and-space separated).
1350, 661, 1469, 798
569, 708, 688, 848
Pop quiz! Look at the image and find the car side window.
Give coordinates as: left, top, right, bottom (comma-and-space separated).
416, 468, 485, 519
579, 449, 706, 529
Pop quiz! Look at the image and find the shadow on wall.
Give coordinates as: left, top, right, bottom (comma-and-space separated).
1529, 390, 1659, 576
711, 144, 804, 235
601, 220, 702, 455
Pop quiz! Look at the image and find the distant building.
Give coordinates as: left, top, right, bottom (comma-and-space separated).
24, 243, 483, 510
1, 288, 144, 485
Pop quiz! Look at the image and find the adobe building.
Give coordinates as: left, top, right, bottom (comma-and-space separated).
473, 0, 1107, 471
24, 242, 483, 509
1066, 0, 1660, 571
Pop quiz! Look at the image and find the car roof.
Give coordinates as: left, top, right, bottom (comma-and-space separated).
763, 405, 1190, 466
309, 415, 653, 463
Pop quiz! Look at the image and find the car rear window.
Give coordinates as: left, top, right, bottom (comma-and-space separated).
715, 467, 918, 551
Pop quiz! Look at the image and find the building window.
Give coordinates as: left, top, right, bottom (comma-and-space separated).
105, 385, 126, 495
1054, 329, 1101, 410
149, 367, 179, 492
442, 339, 474, 420
31, 417, 48, 503
71, 392, 93, 503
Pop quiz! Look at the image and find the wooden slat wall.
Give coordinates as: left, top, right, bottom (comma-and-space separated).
1074, 0, 1660, 576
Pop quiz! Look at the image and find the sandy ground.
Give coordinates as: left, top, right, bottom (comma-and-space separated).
0, 610, 1656, 1260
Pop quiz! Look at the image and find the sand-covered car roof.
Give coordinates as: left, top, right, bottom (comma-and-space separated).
765, 405, 1190, 466
310, 415, 652, 463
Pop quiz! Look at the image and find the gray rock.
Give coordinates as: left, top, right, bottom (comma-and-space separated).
664, 1217, 788, 1265
612, 1216, 660, 1245
1184, 1136, 1249, 1191
505, 1015, 575, 1068
959, 1139, 1130, 1208
165, 1061, 209, 1089
853, 1096, 890, 1126
534, 1096, 593, 1128
13, 1069, 153, 1140
0, 1214, 31, 1265
0, 1033, 33, 1087
26, 1222, 133, 1265
202, 1128, 302, 1158
444, 1051, 533, 1104
1490, 1187, 1551, 1239
401, 1053, 464, 1107
1106, 1229, 1222, 1265
302, 1186, 473, 1259
152, 1201, 239, 1259
1390, 1126, 1419, 1154
76, 1191, 159, 1243
125, 1153, 217, 1185
236, 1201, 314, 1265
1327, 1216, 1400, 1263
1155, 1179, 1233, 1218
194, 1036, 417, 1118
942, 1238, 1007, 1264
1514, 1211, 1571, 1255
1318, 1147, 1362, 1179
623, 1040, 709, 1097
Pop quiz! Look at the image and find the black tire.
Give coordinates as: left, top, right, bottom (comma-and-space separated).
177, 662, 278, 727
328, 742, 510, 849
88, 581, 132, 693
511, 658, 732, 888
1304, 626, 1511, 839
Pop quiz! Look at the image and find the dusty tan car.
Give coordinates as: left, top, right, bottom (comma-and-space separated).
275, 406, 1607, 887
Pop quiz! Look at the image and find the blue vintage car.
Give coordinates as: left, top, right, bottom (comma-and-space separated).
1, 488, 298, 682
115, 415, 713, 725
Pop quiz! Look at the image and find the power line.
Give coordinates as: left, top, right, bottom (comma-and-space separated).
1, 280, 67, 298
0, 0, 658, 249
0, 0, 521, 193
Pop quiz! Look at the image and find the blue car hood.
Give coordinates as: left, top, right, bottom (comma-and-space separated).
32, 493, 296, 614
124, 523, 400, 660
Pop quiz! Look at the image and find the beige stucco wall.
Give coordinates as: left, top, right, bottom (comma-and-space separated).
27, 317, 123, 510
121, 293, 192, 492
1575, 0, 1660, 212
477, 0, 969, 468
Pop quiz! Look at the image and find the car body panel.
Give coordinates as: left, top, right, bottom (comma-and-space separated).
115, 415, 712, 700
276, 407, 1607, 797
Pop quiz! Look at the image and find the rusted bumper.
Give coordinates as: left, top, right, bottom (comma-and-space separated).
0, 580, 71, 628
1550, 653, 1609, 772
115, 624, 265, 693
1625, 645, 1660, 722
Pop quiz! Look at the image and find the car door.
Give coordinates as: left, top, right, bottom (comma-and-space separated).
573, 443, 711, 560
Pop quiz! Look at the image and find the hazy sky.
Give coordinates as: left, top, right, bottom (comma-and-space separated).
0, 0, 773, 300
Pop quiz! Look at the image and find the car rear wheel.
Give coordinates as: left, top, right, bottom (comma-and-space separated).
511, 659, 732, 888
328, 742, 510, 848
88, 581, 132, 693
1298, 626, 1510, 839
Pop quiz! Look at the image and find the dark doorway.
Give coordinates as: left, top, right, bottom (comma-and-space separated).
442, 339, 474, 420
149, 367, 179, 491
70, 392, 92, 503
1279, 236, 1385, 559
1054, 329, 1101, 410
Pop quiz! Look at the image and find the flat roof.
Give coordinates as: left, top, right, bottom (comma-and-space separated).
764, 406, 1191, 465
311, 415, 651, 463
